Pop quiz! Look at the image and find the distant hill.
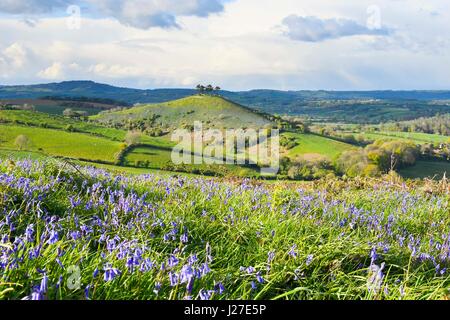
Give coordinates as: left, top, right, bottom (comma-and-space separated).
2, 81, 450, 122
3, 80, 450, 104
92, 95, 274, 130
0, 81, 195, 104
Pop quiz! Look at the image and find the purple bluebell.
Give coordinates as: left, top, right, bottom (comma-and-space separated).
168, 255, 179, 267
84, 285, 91, 300
214, 282, 225, 294
47, 230, 59, 245
199, 289, 214, 300
104, 267, 121, 282
169, 272, 179, 286
256, 272, 264, 284
306, 254, 314, 266
39, 274, 48, 293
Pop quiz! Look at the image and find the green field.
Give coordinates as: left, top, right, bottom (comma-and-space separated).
125, 145, 260, 177
0, 98, 110, 115
362, 131, 449, 144
0, 124, 122, 162
125, 146, 178, 169
283, 132, 354, 159
399, 160, 450, 179
0, 110, 129, 141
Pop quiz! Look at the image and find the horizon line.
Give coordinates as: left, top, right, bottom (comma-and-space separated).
1, 80, 450, 93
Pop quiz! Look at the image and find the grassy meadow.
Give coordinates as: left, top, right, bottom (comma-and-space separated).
361, 131, 449, 145
0, 124, 122, 162
283, 132, 354, 159
92, 95, 273, 130
0, 159, 449, 300
399, 160, 450, 180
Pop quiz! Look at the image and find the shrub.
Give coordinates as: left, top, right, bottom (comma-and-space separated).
125, 131, 142, 146
14, 135, 31, 151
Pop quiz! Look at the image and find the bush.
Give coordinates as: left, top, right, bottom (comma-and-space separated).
337, 140, 419, 177
14, 135, 31, 151
125, 131, 142, 146
65, 125, 76, 132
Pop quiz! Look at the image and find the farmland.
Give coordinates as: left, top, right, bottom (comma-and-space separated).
399, 160, 450, 180
0, 124, 122, 163
282, 132, 354, 160
358, 131, 449, 145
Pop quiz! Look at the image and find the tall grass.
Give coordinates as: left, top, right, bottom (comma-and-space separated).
0, 159, 449, 300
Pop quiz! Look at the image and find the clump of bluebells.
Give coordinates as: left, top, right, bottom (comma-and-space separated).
0, 159, 449, 300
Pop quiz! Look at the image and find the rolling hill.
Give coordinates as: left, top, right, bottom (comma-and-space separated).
2, 81, 450, 123
3, 81, 450, 103
91, 95, 274, 130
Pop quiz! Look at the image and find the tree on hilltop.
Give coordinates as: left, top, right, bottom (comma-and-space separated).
196, 84, 205, 95
195, 84, 221, 96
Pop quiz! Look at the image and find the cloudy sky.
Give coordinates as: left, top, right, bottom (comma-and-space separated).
0, 0, 449, 90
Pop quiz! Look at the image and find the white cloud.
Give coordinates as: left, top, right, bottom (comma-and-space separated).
37, 62, 65, 79
281, 15, 390, 42
0, 0, 227, 29
0, 0, 70, 14
88, 63, 141, 78
87, 0, 226, 29
1, 0, 450, 90
3, 43, 28, 68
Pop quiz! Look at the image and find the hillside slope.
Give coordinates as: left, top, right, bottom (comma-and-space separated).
3, 81, 450, 123
92, 95, 274, 130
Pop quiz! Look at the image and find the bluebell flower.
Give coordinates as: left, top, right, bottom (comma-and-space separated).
25, 224, 34, 242
84, 285, 91, 300
288, 245, 297, 258
306, 254, 314, 266
168, 255, 179, 267
199, 289, 214, 300
47, 230, 59, 245
256, 272, 264, 284
31, 290, 43, 300
180, 265, 195, 284
153, 282, 161, 295
267, 251, 275, 263
180, 233, 188, 244
40, 274, 48, 293
199, 262, 211, 276
214, 282, 225, 294
104, 267, 121, 282
55, 258, 64, 269
169, 272, 179, 286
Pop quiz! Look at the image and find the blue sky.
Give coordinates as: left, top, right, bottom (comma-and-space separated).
0, 0, 449, 91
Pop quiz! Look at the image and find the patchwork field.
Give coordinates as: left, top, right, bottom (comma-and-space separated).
283, 132, 354, 159
0, 99, 113, 115
361, 131, 449, 145
0, 124, 122, 162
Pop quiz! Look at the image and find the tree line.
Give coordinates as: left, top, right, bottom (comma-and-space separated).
195, 84, 221, 95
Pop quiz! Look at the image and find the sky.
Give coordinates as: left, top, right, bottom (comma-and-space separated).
0, 0, 449, 91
